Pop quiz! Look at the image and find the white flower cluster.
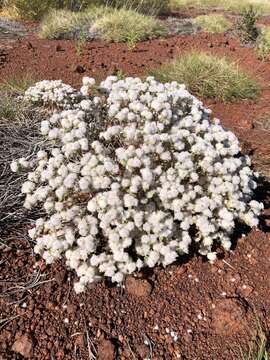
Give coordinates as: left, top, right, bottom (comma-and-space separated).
12, 76, 263, 293
24, 78, 95, 109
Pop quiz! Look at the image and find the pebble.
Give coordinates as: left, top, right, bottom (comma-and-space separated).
125, 276, 152, 297
12, 334, 33, 358
98, 339, 115, 360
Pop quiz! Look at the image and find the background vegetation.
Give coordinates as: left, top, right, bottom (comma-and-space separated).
0, 0, 169, 19
170, 0, 270, 14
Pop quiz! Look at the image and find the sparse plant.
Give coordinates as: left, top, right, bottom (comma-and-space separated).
115, 69, 126, 79
75, 30, 87, 56
240, 318, 269, 360
257, 26, 270, 60
149, 52, 260, 102
254, 113, 270, 131
10, 75, 263, 293
237, 6, 259, 43
0, 74, 36, 95
126, 31, 140, 51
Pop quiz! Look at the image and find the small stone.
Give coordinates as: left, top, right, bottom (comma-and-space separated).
12, 334, 33, 358
211, 299, 247, 336
56, 44, 64, 52
75, 65, 86, 74
98, 339, 115, 360
136, 344, 149, 358
75, 334, 84, 348
125, 276, 152, 297
237, 284, 254, 297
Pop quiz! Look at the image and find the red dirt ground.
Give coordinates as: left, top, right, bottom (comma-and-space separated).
0, 24, 270, 360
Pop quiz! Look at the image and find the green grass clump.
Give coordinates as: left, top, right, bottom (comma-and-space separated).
0, 96, 21, 121
170, 0, 270, 14
238, 5, 259, 43
39, 9, 80, 39
257, 27, 270, 59
150, 52, 260, 102
240, 321, 269, 360
92, 8, 167, 42
38, 6, 110, 40
0, 74, 36, 95
193, 14, 232, 33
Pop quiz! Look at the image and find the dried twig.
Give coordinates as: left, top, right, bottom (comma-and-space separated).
85, 324, 97, 360
0, 269, 55, 304
0, 315, 21, 331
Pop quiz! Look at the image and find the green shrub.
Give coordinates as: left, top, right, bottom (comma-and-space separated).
193, 14, 232, 33
92, 8, 167, 42
150, 52, 260, 101
237, 6, 259, 43
257, 26, 270, 59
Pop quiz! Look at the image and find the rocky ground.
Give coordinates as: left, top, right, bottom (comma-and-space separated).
0, 11, 269, 360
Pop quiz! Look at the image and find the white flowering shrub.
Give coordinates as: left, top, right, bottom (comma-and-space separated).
11, 75, 263, 293
24, 78, 95, 108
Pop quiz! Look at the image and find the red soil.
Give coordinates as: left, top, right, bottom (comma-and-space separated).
0, 28, 269, 360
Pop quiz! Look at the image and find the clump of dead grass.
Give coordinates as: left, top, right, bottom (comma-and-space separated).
0, 95, 47, 230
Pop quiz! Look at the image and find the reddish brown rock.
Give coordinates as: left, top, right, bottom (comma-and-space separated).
211, 299, 247, 336
12, 334, 33, 358
125, 276, 152, 297
136, 344, 149, 358
98, 339, 115, 360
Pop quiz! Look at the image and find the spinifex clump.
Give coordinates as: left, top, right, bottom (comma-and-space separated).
11, 76, 263, 293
